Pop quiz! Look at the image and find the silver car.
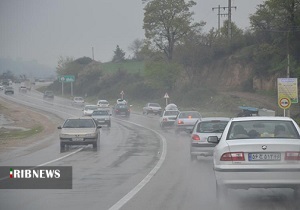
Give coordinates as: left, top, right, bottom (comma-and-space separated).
190, 117, 230, 160
58, 117, 101, 152
143, 103, 162, 115
208, 116, 300, 201
92, 109, 111, 127
174, 111, 202, 134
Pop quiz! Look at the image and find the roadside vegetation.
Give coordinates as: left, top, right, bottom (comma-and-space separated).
41, 0, 299, 116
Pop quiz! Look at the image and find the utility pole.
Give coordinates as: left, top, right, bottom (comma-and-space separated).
212, 5, 228, 31
92, 46, 94, 60
212, 1, 236, 39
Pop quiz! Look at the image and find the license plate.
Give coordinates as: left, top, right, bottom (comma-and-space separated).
121, 112, 125, 114
248, 153, 281, 161
72, 137, 83, 141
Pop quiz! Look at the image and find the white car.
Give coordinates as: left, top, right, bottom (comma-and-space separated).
159, 110, 179, 129
83, 105, 98, 116
72, 97, 85, 107
97, 99, 110, 108
116, 98, 127, 105
208, 116, 300, 201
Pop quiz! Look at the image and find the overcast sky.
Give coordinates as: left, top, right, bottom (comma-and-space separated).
0, 0, 264, 68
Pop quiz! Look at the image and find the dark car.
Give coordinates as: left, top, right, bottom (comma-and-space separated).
113, 104, 130, 117
43, 91, 54, 99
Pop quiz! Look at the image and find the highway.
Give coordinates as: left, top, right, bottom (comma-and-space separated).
0, 84, 298, 210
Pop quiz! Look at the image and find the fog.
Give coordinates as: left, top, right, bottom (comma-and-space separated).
0, 0, 263, 68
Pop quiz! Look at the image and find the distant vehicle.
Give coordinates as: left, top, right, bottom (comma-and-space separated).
58, 117, 101, 152
43, 91, 54, 99
165, 103, 178, 111
190, 117, 230, 160
72, 97, 85, 107
208, 116, 300, 201
83, 105, 98, 116
113, 103, 130, 117
97, 99, 110, 108
159, 110, 179, 129
143, 103, 162, 115
4, 86, 14, 95
116, 98, 127, 105
174, 111, 202, 134
0, 84, 3, 90
19, 86, 27, 93
237, 106, 275, 117
92, 109, 111, 127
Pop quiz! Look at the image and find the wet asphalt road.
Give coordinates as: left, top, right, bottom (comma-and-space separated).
0, 84, 299, 210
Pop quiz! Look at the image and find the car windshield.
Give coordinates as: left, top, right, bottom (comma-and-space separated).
74, 97, 84, 101
197, 121, 229, 133
116, 105, 128, 109
63, 119, 95, 128
149, 103, 160, 107
164, 111, 179, 116
227, 120, 300, 140
178, 112, 201, 118
92, 110, 109, 116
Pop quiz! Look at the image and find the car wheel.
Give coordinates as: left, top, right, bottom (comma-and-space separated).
160, 123, 164, 129
216, 183, 228, 204
93, 142, 97, 150
108, 122, 111, 127
60, 143, 65, 153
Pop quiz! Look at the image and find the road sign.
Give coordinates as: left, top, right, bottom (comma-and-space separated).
120, 90, 124, 99
278, 97, 291, 109
277, 78, 298, 103
58, 75, 75, 83
164, 93, 169, 98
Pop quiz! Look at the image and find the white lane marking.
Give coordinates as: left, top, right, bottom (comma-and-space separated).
37, 148, 83, 167
108, 119, 167, 210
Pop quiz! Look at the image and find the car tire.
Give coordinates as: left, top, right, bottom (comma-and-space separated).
160, 123, 164, 129
108, 122, 111, 127
216, 183, 228, 204
60, 143, 65, 153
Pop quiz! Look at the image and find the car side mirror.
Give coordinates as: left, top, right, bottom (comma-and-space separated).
207, 136, 219, 144
57, 126, 62, 129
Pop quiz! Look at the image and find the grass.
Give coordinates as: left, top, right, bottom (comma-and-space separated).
0, 125, 43, 140
102, 61, 145, 75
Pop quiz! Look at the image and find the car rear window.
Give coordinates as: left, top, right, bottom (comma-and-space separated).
227, 120, 300, 140
197, 121, 229, 133
63, 119, 95, 128
93, 110, 109, 115
164, 111, 179, 116
149, 103, 160, 107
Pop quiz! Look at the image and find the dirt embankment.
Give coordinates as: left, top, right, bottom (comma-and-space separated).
0, 98, 57, 150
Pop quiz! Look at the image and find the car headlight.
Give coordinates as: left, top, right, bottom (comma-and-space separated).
60, 134, 71, 138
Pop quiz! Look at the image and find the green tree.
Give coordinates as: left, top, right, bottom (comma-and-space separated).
128, 39, 145, 61
112, 45, 126, 62
143, 0, 204, 61
249, 0, 300, 76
